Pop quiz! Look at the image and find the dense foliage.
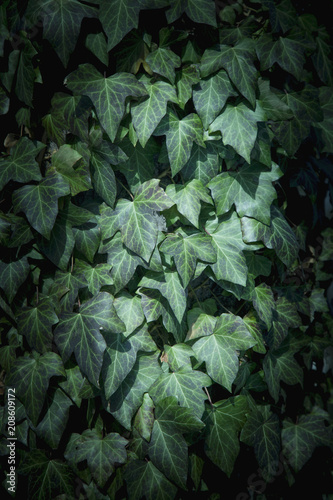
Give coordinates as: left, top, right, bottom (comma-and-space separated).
0, 0, 332, 498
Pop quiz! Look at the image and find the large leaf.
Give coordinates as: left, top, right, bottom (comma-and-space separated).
132, 79, 178, 147
27, 0, 97, 66
165, 179, 213, 228
99, 0, 142, 51
6, 352, 65, 425
200, 39, 258, 107
0, 137, 44, 190
208, 162, 282, 225
66, 64, 147, 141
204, 396, 248, 477
17, 298, 58, 353
125, 460, 177, 500
160, 230, 216, 287
241, 406, 281, 481
54, 292, 125, 386
13, 173, 70, 238
209, 102, 265, 163
154, 110, 204, 176
241, 205, 299, 267
149, 366, 211, 418
282, 414, 331, 472
100, 179, 174, 262
191, 313, 256, 391
193, 70, 238, 129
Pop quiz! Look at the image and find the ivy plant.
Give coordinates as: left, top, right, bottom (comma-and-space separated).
0, 0, 332, 498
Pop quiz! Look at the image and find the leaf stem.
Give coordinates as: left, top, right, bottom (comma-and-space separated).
117, 178, 134, 200
210, 288, 233, 315
204, 386, 213, 407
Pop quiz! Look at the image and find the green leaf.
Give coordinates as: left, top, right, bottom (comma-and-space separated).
69, 428, 128, 487
257, 78, 293, 121
192, 313, 256, 391
0, 256, 30, 303
52, 144, 91, 196
38, 218, 75, 271
20, 450, 74, 499
209, 102, 265, 163
267, 296, 301, 349
263, 347, 303, 402
166, 0, 217, 27
13, 173, 70, 238
66, 64, 147, 141
145, 48, 181, 84
6, 352, 65, 425
133, 392, 155, 441
241, 407, 281, 481
113, 291, 145, 334
101, 179, 174, 262
154, 110, 204, 176
149, 366, 211, 418
139, 269, 186, 323
109, 352, 162, 430
205, 396, 248, 476
0, 137, 44, 190
176, 65, 200, 109
35, 388, 73, 449
209, 211, 251, 286
252, 284, 275, 329
163, 343, 196, 371
160, 231, 216, 287
193, 70, 238, 129
54, 292, 125, 386
166, 179, 213, 228
200, 39, 257, 107
208, 162, 282, 225
15, 41, 36, 107
125, 460, 177, 500
85, 32, 108, 66
49, 270, 87, 313
27, 0, 97, 66
0, 86, 9, 115
241, 206, 299, 267
282, 414, 331, 472
313, 35, 333, 86
17, 298, 58, 353
99, 0, 141, 51
132, 79, 178, 147
73, 220, 100, 263
182, 142, 220, 185
117, 138, 158, 194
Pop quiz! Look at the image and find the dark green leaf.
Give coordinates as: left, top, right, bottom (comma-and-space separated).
17, 298, 58, 353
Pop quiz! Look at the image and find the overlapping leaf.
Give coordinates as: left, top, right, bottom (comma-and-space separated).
125, 460, 177, 500
17, 298, 58, 353
0, 256, 30, 303
263, 347, 303, 402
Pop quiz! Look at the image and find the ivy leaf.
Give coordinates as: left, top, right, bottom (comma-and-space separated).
154, 110, 204, 176
139, 269, 186, 323
38, 218, 75, 271
263, 347, 303, 402
200, 39, 257, 107
160, 231, 216, 287
49, 270, 87, 313
313, 34, 333, 86
99, 0, 141, 51
166, 0, 217, 27
113, 291, 145, 335
0, 87, 9, 115
132, 79, 178, 147
209, 211, 251, 286
52, 144, 91, 196
108, 352, 162, 430
0, 256, 30, 303
101, 179, 174, 262
70, 428, 128, 487
100, 233, 145, 293
204, 396, 248, 477
17, 298, 58, 354
282, 414, 331, 472
54, 292, 125, 387
0, 137, 44, 190
73, 220, 100, 263
15, 41, 36, 107
241, 406, 281, 481
85, 32, 108, 66
209, 102, 265, 163
176, 65, 200, 109
13, 173, 70, 239
182, 142, 220, 185
66, 64, 147, 141
252, 284, 275, 329
35, 389, 73, 449
166, 179, 213, 228
258, 79, 293, 121
19, 450, 74, 499
193, 70, 238, 129
145, 48, 181, 84
241, 206, 299, 267
267, 296, 301, 349
133, 392, 155, 441
208, 162, 282, 225
191, 314, 256, 391
149, 366, 211, 418
6, 352, 65, 425
125, 460, 177, 500
163, 343, 196, 371
28, 0, 97, 66
90, 146, 125, 209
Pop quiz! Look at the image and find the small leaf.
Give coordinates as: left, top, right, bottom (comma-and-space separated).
125, 460, 177, 500
166, 179, 213, 228
17, 298, 58, 353
145, 47, 181, 84
0, 256, 30, 303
